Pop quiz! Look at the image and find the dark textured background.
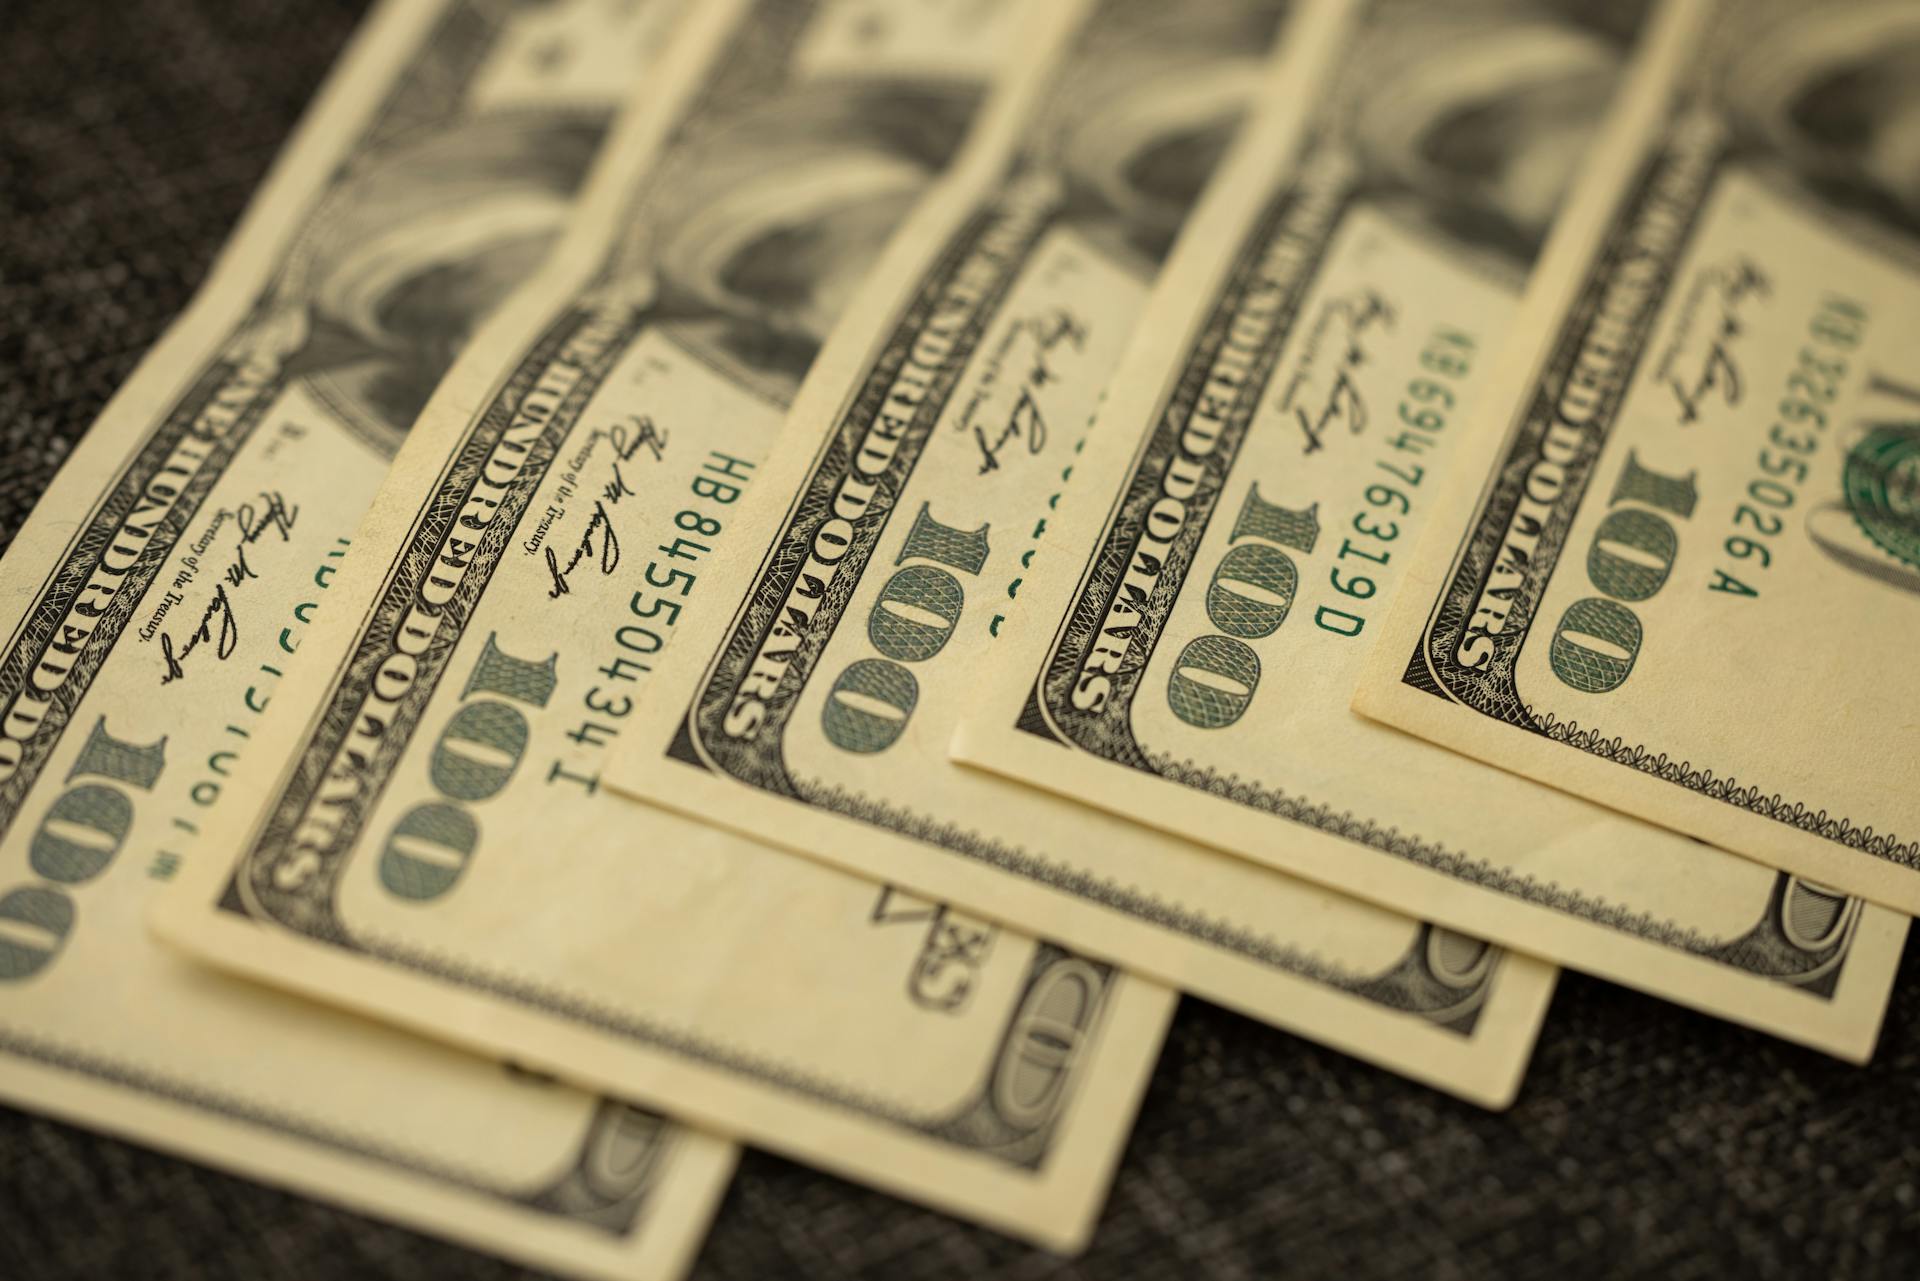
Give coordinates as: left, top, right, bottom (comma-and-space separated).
3, 2, 1918, 1277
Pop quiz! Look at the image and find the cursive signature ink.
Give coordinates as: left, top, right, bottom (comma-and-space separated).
159, 586, 239, 684
974, 389, 1050, 475
600, 414, 667, 502
159, 491, 298, 684
548, 416, 667, 598
222, 492, 300, 589
1288, 290, 1394, 455
972, 309, 1082, 474
1665, 259, 1767, 425
546, 501, 622, 597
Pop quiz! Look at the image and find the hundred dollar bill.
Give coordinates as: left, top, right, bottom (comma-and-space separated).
0, 2, 740, 1276
154, 0, 1170, 1251
951, 0, 1908, 1061
1354, 0, 1920, 913
603, 0, 1557, 1107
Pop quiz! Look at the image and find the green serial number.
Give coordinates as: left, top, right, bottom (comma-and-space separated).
1318, 326, 1475, 638
1710, 296, 1866, 598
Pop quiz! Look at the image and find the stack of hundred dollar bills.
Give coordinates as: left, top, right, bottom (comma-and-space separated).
3, 1, 1914, 1275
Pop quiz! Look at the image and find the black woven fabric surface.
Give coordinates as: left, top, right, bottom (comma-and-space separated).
4, 3, 1919, 1278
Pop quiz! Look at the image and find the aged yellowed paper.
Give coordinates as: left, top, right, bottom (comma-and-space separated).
605, 0, 1557, 1108
1355, 0, 1920, 914
156, 0, 1167, 1252
0, 3, 738, 1276
953, 0, 1905, 1062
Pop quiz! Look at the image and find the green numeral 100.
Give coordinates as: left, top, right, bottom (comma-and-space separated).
1166, 486, 1319, 729
378, 634, 557, 902
1550, 452, 1697, 693
822, 505, 991, 754
1, 719, 165, 981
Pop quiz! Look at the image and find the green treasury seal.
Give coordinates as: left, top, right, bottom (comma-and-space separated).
1843, 424, 1920, 571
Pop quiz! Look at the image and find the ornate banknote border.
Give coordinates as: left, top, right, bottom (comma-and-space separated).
0, 1, 682, 1236
0, 1026, 674, 1233
1022, 142, 1862, 996
212, 0, 1123, 1177
0, 2, 529, 835
663, 149, 1502, 1033
1396, 104, 1916, 872
215, 294, 1115, 1170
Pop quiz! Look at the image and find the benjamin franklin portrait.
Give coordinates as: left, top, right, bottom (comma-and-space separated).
1022, 0, 1291, 271
274, 111, 604, 454
606, 79, 977, 407
1721, 0, 1920, 251
1346, 0, 1651, 275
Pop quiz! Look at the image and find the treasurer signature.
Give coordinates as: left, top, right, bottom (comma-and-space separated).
159, 491, 298, 684
971, 308, 1086, 475
546, 416, 667, 598
1283, 289, 1394, 456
